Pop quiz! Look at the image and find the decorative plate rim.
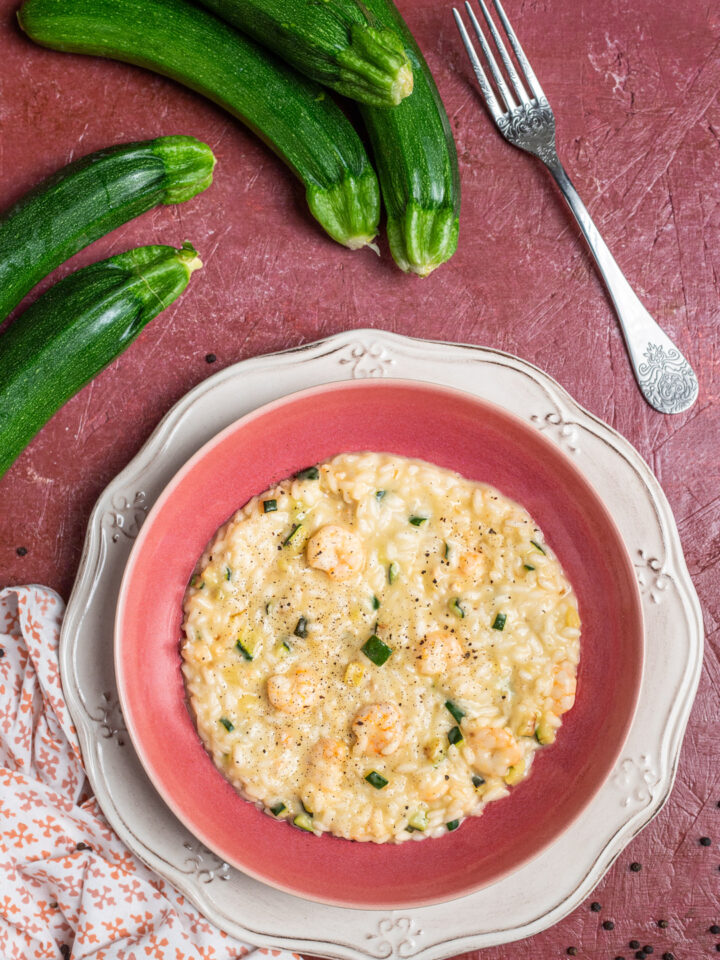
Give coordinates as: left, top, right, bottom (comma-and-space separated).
59, 329, 703, 960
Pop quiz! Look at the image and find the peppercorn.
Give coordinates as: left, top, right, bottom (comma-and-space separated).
657, 920, 669, 929
566, 948, 578, 956
0, 648, 4, 658
711, 925, 720, 934
662, 953, 675, 960
603, 920, 615, 930
16, 546, 27, 556
630, 861, 642, 872
635, 952, 646, 960
700, 836, 712, 846
643, 948, 654, 955
76, 841, 91, 851
629, 942, 641, 950
590, 901, 602, 912
205, 353, 217, 363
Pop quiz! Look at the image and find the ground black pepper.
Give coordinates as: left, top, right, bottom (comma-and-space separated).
205, 353, 217, 363
16, 546, 27, 556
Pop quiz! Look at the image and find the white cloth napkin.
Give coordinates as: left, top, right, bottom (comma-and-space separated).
0, 585, 301, 960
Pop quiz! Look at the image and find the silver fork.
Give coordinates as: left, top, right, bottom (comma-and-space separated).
453, 0, 698, 415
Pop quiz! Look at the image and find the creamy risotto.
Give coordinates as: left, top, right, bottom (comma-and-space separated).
181, 452, 580, 843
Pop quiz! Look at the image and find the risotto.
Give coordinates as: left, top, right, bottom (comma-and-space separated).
181, 452, 580, 843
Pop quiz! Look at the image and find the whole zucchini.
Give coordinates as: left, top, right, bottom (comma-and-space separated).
18, 0, 380, 250
195, 0, 413, 107
0, 135, 214, 322
0, 243, 201, 479
359, 0, 460, 276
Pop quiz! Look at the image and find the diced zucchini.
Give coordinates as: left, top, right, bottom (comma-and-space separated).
224, 566, 232, 581
446, 819, 460, 832
472, 774, 485, 788
296, 465, 319, 480
504, 757, 526, 785
388, 561, 399, 583
530, 539, 546, 555
270, 802, 286, 816
523, 563, 535, 571
344, 661, 365, 686
409, 515, 428, 526
443, 541, 450, 560
407, 809, 428, 832
263, 498, 278, 513
449, 597, 465, 619
492, 612, 507, 631
535, 718, 556, 745
371, 594, 380, 610
445, 700, 465, 724
365, 771, 388, 789
275, 639, 291, 657
447, 725, 463, 747
375, 489, 386, 500
361, 634, 393, 666
235, 637, 255, 661
219, 717, 234, 732
294, 616, 308, 638
293, 812, 314, 832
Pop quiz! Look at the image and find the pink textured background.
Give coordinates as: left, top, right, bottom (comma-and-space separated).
0, 0, 718, 956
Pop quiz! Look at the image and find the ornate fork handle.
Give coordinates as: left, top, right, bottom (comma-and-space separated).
499, 100, 698, 414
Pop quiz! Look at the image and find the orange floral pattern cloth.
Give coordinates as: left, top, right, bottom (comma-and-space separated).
0, 586, 300, 960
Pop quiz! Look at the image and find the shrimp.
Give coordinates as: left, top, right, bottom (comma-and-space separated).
305, 524, 364, 581
353, 702, 404, 756
466, 724, 523, 778
266, 667, 318, 714
416, 631, 464, 675
457, 550, 487, 582
306, 738, 349, 791
547, 660, 576, 716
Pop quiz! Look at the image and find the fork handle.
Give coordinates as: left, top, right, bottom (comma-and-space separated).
545, 158, 698, 414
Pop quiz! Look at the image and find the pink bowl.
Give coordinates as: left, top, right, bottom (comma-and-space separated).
115, 379, 643, 909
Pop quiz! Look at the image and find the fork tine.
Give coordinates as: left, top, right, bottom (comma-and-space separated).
490, 0, 546, 102
475, 0, 530, 104
452, 8, 503, 120
463, 1, 517, 112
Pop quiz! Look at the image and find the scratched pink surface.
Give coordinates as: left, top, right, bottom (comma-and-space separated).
0, 0, 718, 954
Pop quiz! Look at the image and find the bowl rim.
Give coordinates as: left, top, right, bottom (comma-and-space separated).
114, 376, 644, 909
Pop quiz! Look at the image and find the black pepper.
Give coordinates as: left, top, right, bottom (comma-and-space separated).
76, 841, 91, 851
711, 926, 720, 935
635, 952, 646, 960
643, 948, 654, 956
16, 546, 27, 556
657, 920, 669, 929
603, 920, 615, 930
205, 353, 217, 363
566, 948, 578, 956
662, 953, 675, 960
0, 649, 4, 659
629, 941, 640, 950
630, 861, 642, 871
590, 901, 602, 912
700, 836, 712, 846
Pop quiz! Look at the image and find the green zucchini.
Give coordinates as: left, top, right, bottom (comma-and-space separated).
18, 0, 380, 250
0, 243, 201, 479
0, 135, 213, 323
358, 0, 460, 276
195, 0, 412, 107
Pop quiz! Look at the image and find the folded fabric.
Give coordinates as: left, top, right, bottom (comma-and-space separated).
0, 585, 301, 960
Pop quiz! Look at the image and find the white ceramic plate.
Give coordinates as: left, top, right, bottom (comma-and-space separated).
60, 330, 702, 959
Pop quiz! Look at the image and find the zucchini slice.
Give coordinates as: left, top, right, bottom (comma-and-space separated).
0, 135, 213, 322
18, 0, 380, 249
358, 0, 460, 276
0, 243, 201, 478
197, 0, 413, 107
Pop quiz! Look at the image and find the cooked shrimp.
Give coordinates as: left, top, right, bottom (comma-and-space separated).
418, 769, 449, 802
466, 725, 523, 778
353, 703, 404, 756
547, 660, 576, 715
266, 667, 318, 714
416, 631, 464, 675
457, 550, 487, 582
305, 524, 364, 581
306, 737, 349, 792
